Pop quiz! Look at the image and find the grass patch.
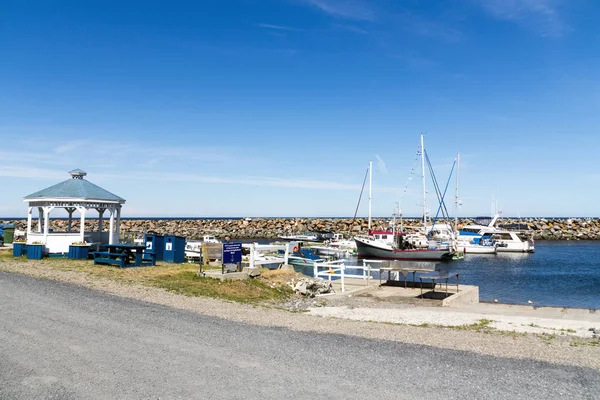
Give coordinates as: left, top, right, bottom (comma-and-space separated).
447, 319, 494, 333
151, 271, 291, 303
0, 255, 292, 304
570, 338, 600, 347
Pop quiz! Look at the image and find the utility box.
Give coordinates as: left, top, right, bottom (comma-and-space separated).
144, 234, 165, 261
163, 235, 186, 263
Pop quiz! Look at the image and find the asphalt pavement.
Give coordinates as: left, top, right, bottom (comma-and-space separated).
1, 271, 598, 399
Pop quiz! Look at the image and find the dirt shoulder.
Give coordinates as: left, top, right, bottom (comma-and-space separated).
1, 256, 599, 370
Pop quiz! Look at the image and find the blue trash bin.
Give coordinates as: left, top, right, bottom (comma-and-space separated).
27, 244, 44, 260
144, 234, 165, 261
163, 235, 186, 263
13, 242, 27, 257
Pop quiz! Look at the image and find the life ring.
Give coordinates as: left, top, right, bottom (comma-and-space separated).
293, 246, 299, 253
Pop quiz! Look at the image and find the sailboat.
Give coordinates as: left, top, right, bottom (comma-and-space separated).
354, 135, 454, 261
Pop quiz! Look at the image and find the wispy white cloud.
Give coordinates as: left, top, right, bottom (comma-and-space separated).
303, 0, 376, 21
53, 140, 91, 154
0, 164, 400, 193
332, 23, 369, 35
375, 154, 388, 174
397, 11, 463, 43
0, 166, 67, 181
472, 0, 568, 37
256, 23, 304, 32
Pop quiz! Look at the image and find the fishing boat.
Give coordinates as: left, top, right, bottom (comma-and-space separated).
355, 230, 453, 260
287, 248, 326, 272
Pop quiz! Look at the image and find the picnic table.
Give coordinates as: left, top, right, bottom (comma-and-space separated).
379, 266, 436, 288
93, 244, 155, 268
416, 270, 459, 296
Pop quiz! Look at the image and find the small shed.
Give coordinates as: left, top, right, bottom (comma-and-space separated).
23, 169, 126, 254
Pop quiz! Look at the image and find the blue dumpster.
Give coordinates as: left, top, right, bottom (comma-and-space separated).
144, 234, 165, 261
163, 235, 186, 263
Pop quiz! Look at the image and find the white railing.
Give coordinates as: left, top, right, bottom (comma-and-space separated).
312, 259, 385, 293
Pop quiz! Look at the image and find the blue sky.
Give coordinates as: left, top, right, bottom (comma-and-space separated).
1, 0, 599, 218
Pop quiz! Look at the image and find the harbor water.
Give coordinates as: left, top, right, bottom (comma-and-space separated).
444, 240, 600, 310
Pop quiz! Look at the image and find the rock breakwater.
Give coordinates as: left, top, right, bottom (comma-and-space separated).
2, 217, 599, 241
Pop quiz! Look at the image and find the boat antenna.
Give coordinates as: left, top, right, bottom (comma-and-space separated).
351, 162, 370, 231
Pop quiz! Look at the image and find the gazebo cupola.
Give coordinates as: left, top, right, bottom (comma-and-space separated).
23, 169, 126, 254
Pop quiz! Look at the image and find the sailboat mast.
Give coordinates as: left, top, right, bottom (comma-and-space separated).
368, 160, 372, 230
455, 152, 460, 232
420, 133, 427, 227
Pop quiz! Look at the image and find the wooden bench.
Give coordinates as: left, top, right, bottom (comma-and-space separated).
93, 251, 129, 268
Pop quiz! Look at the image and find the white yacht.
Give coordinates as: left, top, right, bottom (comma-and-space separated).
480, 231, 535, 253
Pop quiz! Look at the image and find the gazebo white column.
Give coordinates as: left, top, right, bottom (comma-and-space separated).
108, 208, 115, 244
37, 207, 43, 233
42, 206, 55, 242
115, 207, 121, 244
27, 207, 33, 235
77, 206, 86, 242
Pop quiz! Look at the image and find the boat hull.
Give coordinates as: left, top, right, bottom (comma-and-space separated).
355, 238, 452, 261
460, 245, 497, 254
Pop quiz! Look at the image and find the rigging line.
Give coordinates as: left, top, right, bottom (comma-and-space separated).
351, 166, 370, 229
425, 150, 445, 215
429, 159, 457, 237
425, 150, 451, 223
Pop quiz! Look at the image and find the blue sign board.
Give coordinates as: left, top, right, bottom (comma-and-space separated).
222, 242, 242, 264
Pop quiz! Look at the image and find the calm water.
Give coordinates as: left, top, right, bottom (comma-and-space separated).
443, 241, 600, 310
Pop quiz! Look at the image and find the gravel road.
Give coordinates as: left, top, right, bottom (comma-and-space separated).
1, 271, 599, 399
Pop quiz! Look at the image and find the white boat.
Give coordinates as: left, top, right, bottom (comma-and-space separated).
456, 237, 497, 254
481, 231, 535, 253
279, 232, 321, 242
185, 235, 221, 259
326, 233, 357, 251
354, 230, 453, 261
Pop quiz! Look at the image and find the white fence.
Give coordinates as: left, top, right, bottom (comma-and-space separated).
312, 259, 386, 293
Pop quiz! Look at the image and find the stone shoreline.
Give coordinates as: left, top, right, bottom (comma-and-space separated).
2, 217, 599, 240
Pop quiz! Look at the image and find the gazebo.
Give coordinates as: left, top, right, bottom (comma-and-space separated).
23, 169, 126, 254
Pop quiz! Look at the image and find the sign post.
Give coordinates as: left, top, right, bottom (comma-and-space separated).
222, 242, 242, 273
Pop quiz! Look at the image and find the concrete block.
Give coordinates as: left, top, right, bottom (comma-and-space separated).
442, 285, 479, 307
242, 267, 261, 278
203, 271, 249, 281
279, 264, 295, 271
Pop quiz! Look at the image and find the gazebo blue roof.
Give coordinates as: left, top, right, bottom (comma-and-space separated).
24, 169, 125, 203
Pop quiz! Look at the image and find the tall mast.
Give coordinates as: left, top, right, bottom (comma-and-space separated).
420, 133, 427, 227
454, 152, 460, 232
368, 159, 372, 230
